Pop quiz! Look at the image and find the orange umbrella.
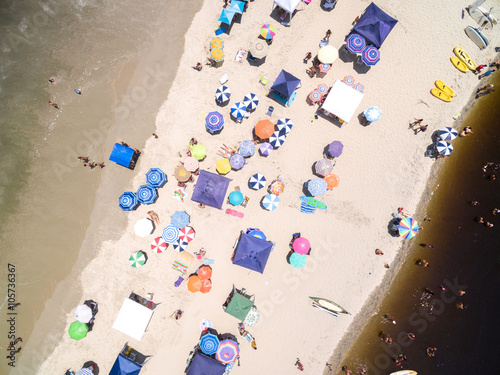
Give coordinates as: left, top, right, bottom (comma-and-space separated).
200, 278, 212, 294
187, 275, 202, 293
254, 119, 275, 140
198, 265, 213, 280
324, 174, 339, 189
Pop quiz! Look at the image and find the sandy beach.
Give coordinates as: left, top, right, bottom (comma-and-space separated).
29, 0, 500, 374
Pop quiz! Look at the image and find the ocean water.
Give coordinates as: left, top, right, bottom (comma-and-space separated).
0, 0, 202, 373
332, 71, 500, 374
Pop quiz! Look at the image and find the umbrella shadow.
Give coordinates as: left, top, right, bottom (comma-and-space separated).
215, 99, 230, 108
82, 361, 99, 375
424, 144, 438, 159
357, 112, 371, 127
302, 181, 312, 197
339, 45, 357, 63
315, 110, 344, 128
387, 218, 400, 237
247, 55, 266, 67
206, 128, 223, 135
353, 58, 372, 74
139, 250, 149, 264
285, 250, 294, 265
321, 0, 338, 11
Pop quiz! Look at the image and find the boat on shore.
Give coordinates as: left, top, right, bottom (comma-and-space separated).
309, 297, 351, 316
390, 371, 417, 375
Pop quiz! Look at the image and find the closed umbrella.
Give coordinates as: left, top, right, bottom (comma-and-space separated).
436, 141, 453, 156
324, 174, 340, 189
162, 224, 180, 243
215, 85, 231, 103
205, 111, 224, 134
136, 184, 157, 204
260, 23, 276, 39
346, 33, 366, 54
210, 37, 223, 49
259, 142, 274, 156
255, 119, 275, 139
134, 218, 154, 237
74, 304, 93, 323
119, 192, 138, 211
145, 168, 166, 188
211, 48, 224, 62
183, 157, 199, 172
151, 237, 168, 253
170, 211, 190, 229
276, 118, 294, 135
197, 265, 213, 279
438, 127, 458, 141
315, 159, 333, 177
239, 140, 256, 157
243, 93, 259, 111
364, 107, 382, 122
200, 333, 220, 355
229, 190, 244, 206
262, 194, 280, 211
362, 46, 380, 65
216, 158, 231, 175
249, 173, 266, 190
318, 45, 338, 64
179, 226, 196, 243
293, 237, 311, 255
327, 141, 344, 158
269, 131, 286, 148
174, 165, 192, 182
231, 102, 247, 119
229, 153, 245, 170
68, 321, 88, 341
129, 251, 146, 268
308, 178, 328, 197
216, 339, 240, 364
191, 144, 207, 161
398, 217, 419, 239
290, 252, 307, 268
249, 39, 268, 59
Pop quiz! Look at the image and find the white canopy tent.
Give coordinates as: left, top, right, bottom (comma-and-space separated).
112, 297, 155, 341
273, 0, 302, 20
320, 80, 364, 123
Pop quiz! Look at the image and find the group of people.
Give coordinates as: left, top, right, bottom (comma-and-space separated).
5, 337, 23, 358
304, 30, 332, 77
476, 83, 494, 98
78, 157, 105, 169
475, 60, 499, 79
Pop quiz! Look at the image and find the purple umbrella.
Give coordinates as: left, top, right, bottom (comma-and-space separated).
327, 141, 344, 158
362, 46, 380, 66
229, 153, 245, 170
259, 142, 273, 156
346, 34, 366, 54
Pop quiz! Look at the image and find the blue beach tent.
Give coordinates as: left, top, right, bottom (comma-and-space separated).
352, 3, 398, 49
270, 70, 301, 99
186, 352, 226, 375
191, 170, 231, 209
109, 344, 149, 375
109, 143, 135, 168
233, 232, 273, 274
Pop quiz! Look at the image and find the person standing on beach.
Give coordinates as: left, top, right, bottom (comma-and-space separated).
295, 358, 304, 371
410, 118, 423, 127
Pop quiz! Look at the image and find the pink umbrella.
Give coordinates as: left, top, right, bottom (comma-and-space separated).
184, 157, 199, 172
179, 226, 196, 243
293, 237, 311, 255
151, 237, 168, 253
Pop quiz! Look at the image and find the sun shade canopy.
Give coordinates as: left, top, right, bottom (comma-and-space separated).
271, 70, 301, 99
321, 80, 364, 123
112, 297, 155, 341
109, 143, 134, 167
186, 353, 226, 375
191, 170, 231, 209
233, 232, 273, 273
352, 2, 398, 49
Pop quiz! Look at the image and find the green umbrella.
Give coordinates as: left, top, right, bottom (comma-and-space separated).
225, 292, 254, 321
68, 321, 88, 341
129, 251, 146, 268
191, 144, 207, 161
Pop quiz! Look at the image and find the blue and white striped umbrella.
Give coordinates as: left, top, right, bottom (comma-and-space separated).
172, 238, 189, 252
231, 102, 247, 119
436, 141, 453, 156
119, 192, 138, 211
170, 211, 190, 229
362, 46, 380, 66
364, 107, 382, 122
162, 224, 180, 243
276, 118, 293, 135
243, 93, 259, 111
146, 168, 166, 188
249, 173, 267, 190
215, 85, 231, 103
200, 333, 220, 355
205, 111, 225, 134
76, 368, 94, 375
346, 33, 366, 54
136, 184, 157, 204
438, 127, 458, 141
239, 140, 256, 157
229, 153, 245, 170
308, 178, 328, 197
262, 194, 280, 211
269, 131, 286, 148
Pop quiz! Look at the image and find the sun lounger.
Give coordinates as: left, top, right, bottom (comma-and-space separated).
219, 73, 228, 85
215, 27, 225, 35
241, 196, 250, 208
266, 106, 274, 116
235, 49, 247, 64
259, 75, 269, 85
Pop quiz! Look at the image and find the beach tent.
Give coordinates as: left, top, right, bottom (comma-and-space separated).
109, 143, 135, 168
186, 352, 226, 375
273, 0, 302, 21
191, 170, 231, 209
112, 293, 157, 341
352, 2, 398, 48
109, 344, 149, 375
232, 232, 273, 273
271, 70, 301, 99
321, 80, 364, 123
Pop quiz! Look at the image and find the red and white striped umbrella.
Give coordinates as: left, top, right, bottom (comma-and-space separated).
184, 157, 199, 172
179, 226, 196, 243
151, 237, 168, 253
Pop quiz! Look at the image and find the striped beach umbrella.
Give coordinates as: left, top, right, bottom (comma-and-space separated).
362, 46, 380, 66
231, 102, 247, 119
309, 90, 322, 102
438, 127, 458, 141
270, 181, 284, 195
134, 218, 154, 237
290, 252, 307, 268
162, 224, 180, 243
200, 333, 220, 355
436, 141, 453, 156
260, 23, 276, 39
183, 157, 199, 172
151, 237, 168, 253
119, 192, 138, 211
172, 238, 189, 252
317, 84, 329, 96
315, 159, 333, 177
146, 168, 166, 188
276, 118, 294, 135
243, 93, 259, 111
136, 184, 157, 204
215, 85, 231, 103
319, 63, 331, 73
327, 141, 344, 158
353, 83, 364, 93
269, 131, 286, 148
179, 226, 196, 243
364, 107, 382, 122
308, 178, 328, 197
239, 140, 256, 157
216, 158, 231, 175
254, 119, 275, 140
229, 190, 244, 206
229, 153, 245, 170
190, 144, 207, 161
249, 173, 266, 190
210, 37, 223, 49
129, 251, 146, 268
343, 75, 355, 86
262, 194, 280, 211
398, 217, 419, 239
205, 111, 224, 134
346, 33, 366, 54
76, 368, 94, 375
211, 48, 224, 62
171, 211, 190, 229
259, 142, 274, 156
216, 340, 240, 364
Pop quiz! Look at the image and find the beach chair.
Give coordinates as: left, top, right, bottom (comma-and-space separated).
241, 196, 250, 208
259, 75, 269, 85
215, 27, 226, 36
266, 106, 274, 116
219, 73, 229, 85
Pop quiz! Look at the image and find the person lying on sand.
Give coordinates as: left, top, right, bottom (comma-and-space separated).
192, 63, 202, 71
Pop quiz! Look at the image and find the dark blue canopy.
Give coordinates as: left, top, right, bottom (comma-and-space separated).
186, 353, 226, 375
233, 232, 273, 274
271, 70, 301, 99
109, 354, 143, 375
191, 170, 231, 210
352, 3, 398, 49
109, 143, 134, 168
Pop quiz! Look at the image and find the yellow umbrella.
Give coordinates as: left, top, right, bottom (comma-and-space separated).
317, 45, 338, 64
216, 158, 231, 175
210, 37, 224, 49
211, 48, 224, 62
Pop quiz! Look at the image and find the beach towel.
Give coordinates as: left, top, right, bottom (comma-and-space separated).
173, 188, 186, 202
300, 202, 316, 214
226, 208, 244, 218
235, 49, 247, 64
172, 251, 194, 275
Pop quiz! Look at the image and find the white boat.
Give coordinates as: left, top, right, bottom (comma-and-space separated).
467, 3, 498, 28
390, 371, 417, 375
309, 297, 351, 315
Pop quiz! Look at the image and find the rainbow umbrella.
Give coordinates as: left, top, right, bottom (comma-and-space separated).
353, 83, 364, 93
346, 33, 366, 54
260, 24, 276, 39
216, 340, 240, 364
309, 90, 322, 102
319, 63, 331, 73
317, 84, 329, 96
343, 75, 355, 86
398, 217, 419, 239
211, 48, 224, 62
362, 46, 380, 66
210, 37, 224, 49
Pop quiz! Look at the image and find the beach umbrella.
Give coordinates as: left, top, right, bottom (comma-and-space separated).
200, 319, 213, 331
179, 226, 195, 243
76, 367, 94, 375
197, 265, 213, 280
364, 107, 382, 122
436, 141, 453, 156
187, 275, 202, 293
151, 236, 168, 253
183, 157, 199, 172
216, 158, 231, 175
255, 119, 275, 139
247, 228, 267, 240
172, 238, 189, 252
324, 174, 340, 189
205, 111, 224, 134
309, 90, 322, 102
215, 85, 231, 103
269, 131, 286, 148
317, 45, 338, 64
145, 168, 166, 188
262, 194, 280, 211
129, 251, 146, 268
398, 217, 419, 239
290, 252, 307, 268
343, 75, 355, 86
174, 165, 192, 182
231, 102, 247, 119
293, 237, 311, 255
308, 178, 328, 197
171, 210, 190, 229
315, 159, 333, 177
243, 93, 259, 111
317, 84, 329, 96
438, 127, 458, 141
136, 184, 157, 204
249, 39, 268, 59
362, 46, 380, 65
211, 48, 224, 62
270, 181, 284, 195
216, 339, 240, 364
134, 218, 154, 237
229, 190, 244, 206
75, 304, 92, 323
327, 141, 344, 158
229, 0, 245, 14
276, 118, 294, 135
259, 142, 274, 156
319, 63, 331, 73
249, 173, 266, 190
210, 37, 223, 49
199, 278, 212, 294
200, 333, 220, 355
119, 192, 138, 211
353, 83, 364, 93
260, 23, 276, 39
218, 9, 236, 24
230, 153, 245, 170
68, 321, 88, 341
191, 144, 207, 161
239, 140, 256, 157
243, 305, 260, 326
162, 224, 180, 243
346, 33, 366, 54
